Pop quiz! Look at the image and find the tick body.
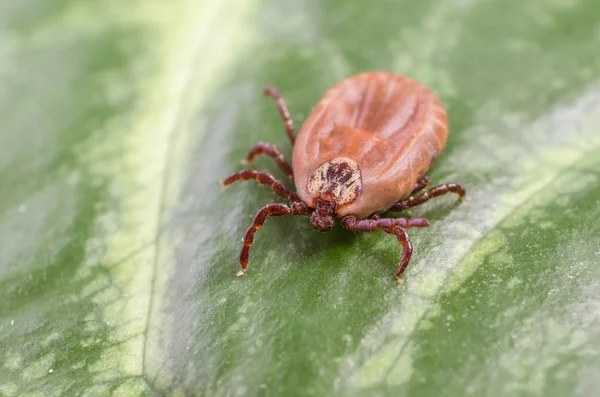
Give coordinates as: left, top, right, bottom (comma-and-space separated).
222, 72, 465, 279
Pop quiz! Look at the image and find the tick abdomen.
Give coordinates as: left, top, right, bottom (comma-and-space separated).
293, 72, 448, 218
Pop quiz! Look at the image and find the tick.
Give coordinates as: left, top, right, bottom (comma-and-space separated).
221, 71, 466, 279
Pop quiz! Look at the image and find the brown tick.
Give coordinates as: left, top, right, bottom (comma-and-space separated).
221, 72, 466, 279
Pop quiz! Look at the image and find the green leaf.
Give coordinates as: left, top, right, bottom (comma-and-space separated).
1, 0, 599, 396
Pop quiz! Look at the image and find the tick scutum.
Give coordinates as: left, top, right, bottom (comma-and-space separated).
307, 157, 362, 207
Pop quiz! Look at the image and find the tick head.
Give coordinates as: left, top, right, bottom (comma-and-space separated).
310, 199, 336, 232
307, 157, 362, 232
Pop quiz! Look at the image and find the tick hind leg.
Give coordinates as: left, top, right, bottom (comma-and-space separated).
221, 169, 300, 202
238, 202, 310, 276
390, 183, 466, 212
243, 142, 293, 179
410, 176, 431, 195
264, 87, 296, 145
341, 215, 430, 277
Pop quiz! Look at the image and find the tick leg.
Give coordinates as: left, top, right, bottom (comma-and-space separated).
264, 87, 296, 145
243, 141, 293, 180
221, 169, 300, 202
238, 202, 310, 276
341, 216, 429, 277
390, 183, 466, 212
384, 226, 413, 277
411, 176, 431, 195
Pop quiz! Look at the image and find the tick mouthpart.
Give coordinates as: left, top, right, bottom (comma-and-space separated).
311, 213, 335, 232
310, 199, 336, 232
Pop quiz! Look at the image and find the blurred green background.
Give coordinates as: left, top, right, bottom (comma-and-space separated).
1, 0, 599, 395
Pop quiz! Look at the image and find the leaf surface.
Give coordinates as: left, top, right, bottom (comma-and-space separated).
1, 0, 599, 396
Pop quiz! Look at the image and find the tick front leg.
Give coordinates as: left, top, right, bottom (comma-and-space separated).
390, 183, 466, 212
238, 202, 310, 276
221, 169, 300, 202
264, 87, 296, 145
243, 142, 293, 179
341, 215, 429, 277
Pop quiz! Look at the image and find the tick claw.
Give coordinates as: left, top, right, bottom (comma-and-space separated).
236, 269, 246, 277
218, 178, 225, 186
240, 158, 250, 165
396, 276, 405, 285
